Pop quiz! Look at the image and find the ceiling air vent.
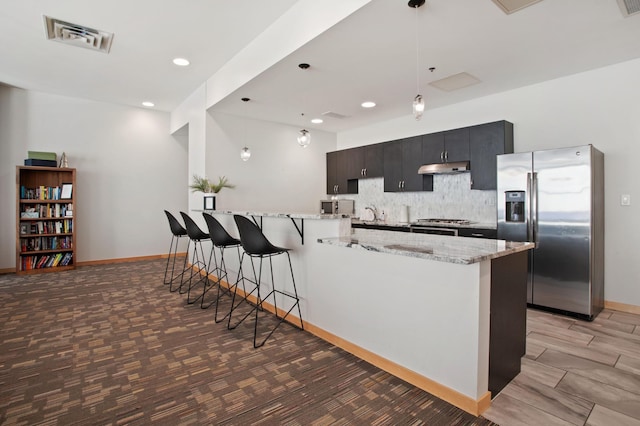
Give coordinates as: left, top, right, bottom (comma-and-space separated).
617, 0, 640, 17
491, 0, 543, 14
43, 15, 114, 53
429, 72, 481, 92
322, 111, 350, 120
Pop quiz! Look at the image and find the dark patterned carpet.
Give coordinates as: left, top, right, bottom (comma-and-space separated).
0, 259, 496, 425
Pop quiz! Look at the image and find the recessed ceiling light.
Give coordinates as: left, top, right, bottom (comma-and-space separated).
142, 101, 155, 107
361, 101, 376, 108
311, 118, 323, 124
173, 57, 190, 66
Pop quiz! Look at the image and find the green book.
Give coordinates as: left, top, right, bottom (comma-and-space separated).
27, 151, 57, 161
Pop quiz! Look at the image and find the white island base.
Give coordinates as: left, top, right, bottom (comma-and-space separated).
199, 211, 532, 415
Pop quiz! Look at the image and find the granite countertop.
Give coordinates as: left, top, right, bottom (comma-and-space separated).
318, 229, 534, 265
351, 219, 497, 230
203, 210, 350, 220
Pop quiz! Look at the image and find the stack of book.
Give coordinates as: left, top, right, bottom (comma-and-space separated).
24, 151, 57, 167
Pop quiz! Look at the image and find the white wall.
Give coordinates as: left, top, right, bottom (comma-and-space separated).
204, 111, 337, 213
0, 86, 188, 268
338, 58, 640, 307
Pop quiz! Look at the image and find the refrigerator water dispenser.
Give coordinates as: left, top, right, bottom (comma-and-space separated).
505, 191, 525, 222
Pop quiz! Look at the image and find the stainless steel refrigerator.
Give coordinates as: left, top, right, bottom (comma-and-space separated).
497, 145, 604, 320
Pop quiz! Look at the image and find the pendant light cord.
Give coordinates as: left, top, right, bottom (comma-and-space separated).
415, 5, 420, 95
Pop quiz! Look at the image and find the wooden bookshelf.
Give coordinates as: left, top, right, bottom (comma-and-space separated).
16, 166, 76, 274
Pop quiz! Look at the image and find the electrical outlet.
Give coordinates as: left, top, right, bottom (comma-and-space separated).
621, 194, 631, 206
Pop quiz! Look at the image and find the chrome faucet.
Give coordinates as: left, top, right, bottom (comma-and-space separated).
365, 206, 378, 221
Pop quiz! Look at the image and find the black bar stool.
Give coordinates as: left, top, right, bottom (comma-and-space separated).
163, 210, 190, 292
229, 214, 304, 348
179, 212, 212, 305
202, 213, 244, 322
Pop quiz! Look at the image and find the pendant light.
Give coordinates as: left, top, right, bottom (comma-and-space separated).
409, 0, 426, 120
240, 146, 251, 161
240, 97, 251, 161
297, 129, 311, 148
296, 64, 312, 148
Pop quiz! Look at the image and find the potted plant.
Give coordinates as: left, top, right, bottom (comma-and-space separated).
190, 175, 235, 210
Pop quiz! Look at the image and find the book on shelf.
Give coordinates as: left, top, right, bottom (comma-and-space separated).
27, 151, 57, 161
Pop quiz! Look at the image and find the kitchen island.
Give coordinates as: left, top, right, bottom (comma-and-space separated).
197, 210, 534, 415
314, 229, 534, 415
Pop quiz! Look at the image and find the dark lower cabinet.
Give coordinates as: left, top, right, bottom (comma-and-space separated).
458, 227, 497, 239
489, 251, 528, 396
469, 121, 514, 190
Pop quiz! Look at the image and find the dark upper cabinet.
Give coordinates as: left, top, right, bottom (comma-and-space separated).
402, 136, 426, 191
327, 120, 512, 194
326, 150, 356, 194
345, 147, 364, 180
422, 128, 470, 164
363, 143, 384, 177
384, 136, 433, 192
422, 132, 445, 164
345, 144, 384, 179
383, 141, 403, 192
444, 128, 470, 162
469, 121, 514, 190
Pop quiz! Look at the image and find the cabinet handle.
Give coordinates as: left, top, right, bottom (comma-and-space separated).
402, 180, 405, 189
398, 181, 401, 189
364, 168, 367, 176
440, 151, 444, 162
444, 151, 448, 161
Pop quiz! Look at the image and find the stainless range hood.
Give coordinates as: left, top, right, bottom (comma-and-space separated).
418, 161, 470, 174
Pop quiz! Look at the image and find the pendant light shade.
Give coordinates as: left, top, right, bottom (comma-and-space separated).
240, 146, 251, 161
297, 129, 311, 147
413, 94, 425, 120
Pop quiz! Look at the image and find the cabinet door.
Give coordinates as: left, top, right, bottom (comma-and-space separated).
336, 150, 352, 193
363, 143, 384, 177
346, 147, 365, 180
458, 227, 497, 239
469, 121, 514, 190
383, 142, 403, 192
422, 132, 445, 164
326, 151, 349, 194
402, 136, 425, 191
326, 151, 338, 194
444, 128, 470, 163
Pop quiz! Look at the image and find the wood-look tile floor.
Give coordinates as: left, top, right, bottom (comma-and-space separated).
482, 308, 640, 426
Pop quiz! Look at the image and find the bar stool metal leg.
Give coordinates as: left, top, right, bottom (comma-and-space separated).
163, 210, 190, 292
179, 212, 213, 305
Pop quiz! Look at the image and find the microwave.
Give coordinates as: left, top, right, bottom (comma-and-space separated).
320, 199, 354, 215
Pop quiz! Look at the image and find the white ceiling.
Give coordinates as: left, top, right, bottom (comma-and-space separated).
2, 0, 640, 133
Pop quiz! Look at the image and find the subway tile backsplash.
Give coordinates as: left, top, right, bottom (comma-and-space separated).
343, 175, 496, 224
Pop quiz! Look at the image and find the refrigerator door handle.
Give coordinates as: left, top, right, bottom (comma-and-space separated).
531, 172, 538, 242
526, 173, 533, 241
